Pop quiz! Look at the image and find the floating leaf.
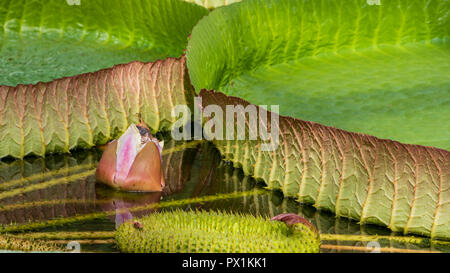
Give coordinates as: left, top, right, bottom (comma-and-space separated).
200, 89, 450, 240
0, 57, 195, 158
187, 0, 450, 150
0, 0, 208, 86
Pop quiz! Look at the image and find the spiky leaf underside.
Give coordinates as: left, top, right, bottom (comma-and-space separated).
115, 210, 320, 253
200, 90, 450, 240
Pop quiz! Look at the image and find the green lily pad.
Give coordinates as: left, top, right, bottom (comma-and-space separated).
0, 0, 208, 86
187, 0, 450, 150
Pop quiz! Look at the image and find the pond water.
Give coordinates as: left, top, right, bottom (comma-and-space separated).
0, 140, 448, 253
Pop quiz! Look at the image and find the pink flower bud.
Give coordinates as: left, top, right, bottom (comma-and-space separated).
95, 124, 165, 192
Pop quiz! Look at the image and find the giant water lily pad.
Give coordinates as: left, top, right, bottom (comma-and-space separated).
0, 0, 208, 86
187, 0, 450, 150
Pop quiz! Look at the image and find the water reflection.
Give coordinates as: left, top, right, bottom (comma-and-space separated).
0, 140, 448, 253
0, 151, 99, 225
95, 185, 161, 229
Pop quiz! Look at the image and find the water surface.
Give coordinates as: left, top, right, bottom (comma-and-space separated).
0, 140, 447, 253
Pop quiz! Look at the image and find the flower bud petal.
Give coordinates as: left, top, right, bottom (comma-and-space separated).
95, 140, 118, 187
115, 125, 142, 184
121, 141, 165, 192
